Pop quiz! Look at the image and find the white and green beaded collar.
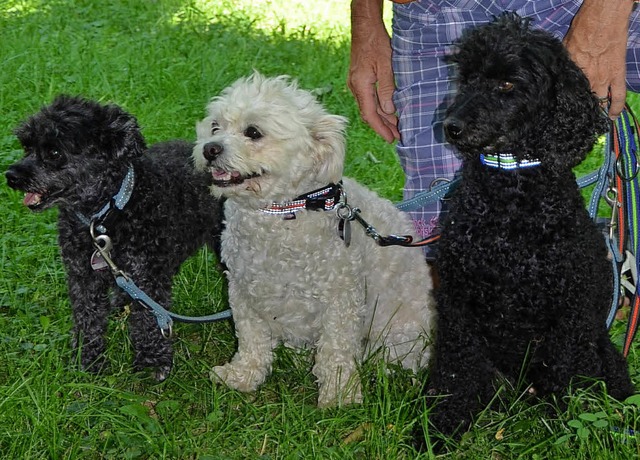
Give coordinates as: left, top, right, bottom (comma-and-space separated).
479, 153, 541, 170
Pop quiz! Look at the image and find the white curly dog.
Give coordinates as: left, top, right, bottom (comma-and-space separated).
193, 73, 436, 407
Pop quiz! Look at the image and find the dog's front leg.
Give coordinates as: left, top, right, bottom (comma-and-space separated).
126, 274, 174, 381
66, 269, 112, 374
313, 301, 364, 408
425, 308, 496, 438
211, 310, 276, 393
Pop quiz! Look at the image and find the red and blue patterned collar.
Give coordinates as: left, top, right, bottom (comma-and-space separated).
259, 182, 342, 218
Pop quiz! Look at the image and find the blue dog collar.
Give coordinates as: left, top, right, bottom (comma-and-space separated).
75, 164, 135, 233
480, 153, 541, 170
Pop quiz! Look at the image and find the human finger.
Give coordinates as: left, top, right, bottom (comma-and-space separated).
607, 73, 628, 119
351, 81, 397, 143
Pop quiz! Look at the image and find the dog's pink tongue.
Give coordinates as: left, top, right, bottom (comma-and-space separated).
23, 192, 41, 207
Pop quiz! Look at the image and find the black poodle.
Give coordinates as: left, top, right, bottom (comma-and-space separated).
425, 13, 635, 438
6, 96, 224, 381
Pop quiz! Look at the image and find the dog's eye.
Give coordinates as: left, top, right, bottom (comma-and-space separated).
244, 126, 263, 140
49, 150, 62, 160
498, 81, 514, 92
211, 122, 220, 135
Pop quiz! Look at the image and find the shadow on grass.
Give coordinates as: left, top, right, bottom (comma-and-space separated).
1, 0, 402, 195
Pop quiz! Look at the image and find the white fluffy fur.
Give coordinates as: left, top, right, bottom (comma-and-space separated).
193, 73, 436, 407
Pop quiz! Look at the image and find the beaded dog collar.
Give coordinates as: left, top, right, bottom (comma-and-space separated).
480, 153, 541, 170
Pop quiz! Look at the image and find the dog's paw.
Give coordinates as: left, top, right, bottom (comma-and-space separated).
132, 353, 173, 382
317, 379, 362, 408
131, 361, 172, 382
153, 365, 172, 382
210, 363, 265, 392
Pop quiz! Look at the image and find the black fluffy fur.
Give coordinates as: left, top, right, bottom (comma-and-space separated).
424, 13, 635, 439
6, 95, 224, 381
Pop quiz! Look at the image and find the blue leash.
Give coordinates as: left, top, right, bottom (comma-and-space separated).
115, 275, 232, 337
586, 129, 624, 329
396, 178, 458, 212
90, 226, 232, 336
396, 170, 600, 213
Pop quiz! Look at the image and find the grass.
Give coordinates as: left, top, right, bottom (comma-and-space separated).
0, 0, 639, 458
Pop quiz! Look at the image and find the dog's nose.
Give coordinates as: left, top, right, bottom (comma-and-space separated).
443, 118, 465, 140
202, 142, 224, 161
5, 167, 22, 189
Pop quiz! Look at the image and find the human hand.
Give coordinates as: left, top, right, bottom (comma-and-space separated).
563, 0, 634, 119
349, 2, 400, 142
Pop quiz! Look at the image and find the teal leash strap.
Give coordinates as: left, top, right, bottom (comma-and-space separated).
598, 128, 624, 329
396, 179, 457, 212
396, 169, 600, 213
115, 275, 232, 337
587, 130, 615, 220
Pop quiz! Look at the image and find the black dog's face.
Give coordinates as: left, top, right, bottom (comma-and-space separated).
443, 13, 608, 169
5, 95, 145, 211
443, 50, 537, 156
8, 125, 82, 211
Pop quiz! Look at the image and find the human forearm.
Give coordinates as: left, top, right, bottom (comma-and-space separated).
351, 0, 384, 23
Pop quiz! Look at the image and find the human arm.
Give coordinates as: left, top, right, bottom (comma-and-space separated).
348, 0, 400, 142
563, 0, 635, 118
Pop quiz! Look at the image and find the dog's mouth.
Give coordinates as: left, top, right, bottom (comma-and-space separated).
210, 168, 261, 187
24, 191, 44, 208
21, 189, 63, 211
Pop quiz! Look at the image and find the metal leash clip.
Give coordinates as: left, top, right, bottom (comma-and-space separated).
334, 183, 422, 248
89, 221, 126, 277
335, 186, 353, 247
604, 186, 621, 242
349, 208, 415, 247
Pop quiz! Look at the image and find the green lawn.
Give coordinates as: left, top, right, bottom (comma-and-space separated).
1, 1, 639, 458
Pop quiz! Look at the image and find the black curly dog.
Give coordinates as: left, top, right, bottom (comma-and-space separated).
6, 96, 223, 381
424, 13, 635, 438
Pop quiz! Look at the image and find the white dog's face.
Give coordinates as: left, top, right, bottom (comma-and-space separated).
193, 73, 347, 205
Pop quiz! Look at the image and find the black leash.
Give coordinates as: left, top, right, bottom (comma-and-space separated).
336, 183, 440, 248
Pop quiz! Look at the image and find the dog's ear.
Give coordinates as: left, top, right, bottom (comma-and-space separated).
310, 114, 347, 183
526, 39, 609, 170
102, 104, 147, 159
550, 63, 609, 169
